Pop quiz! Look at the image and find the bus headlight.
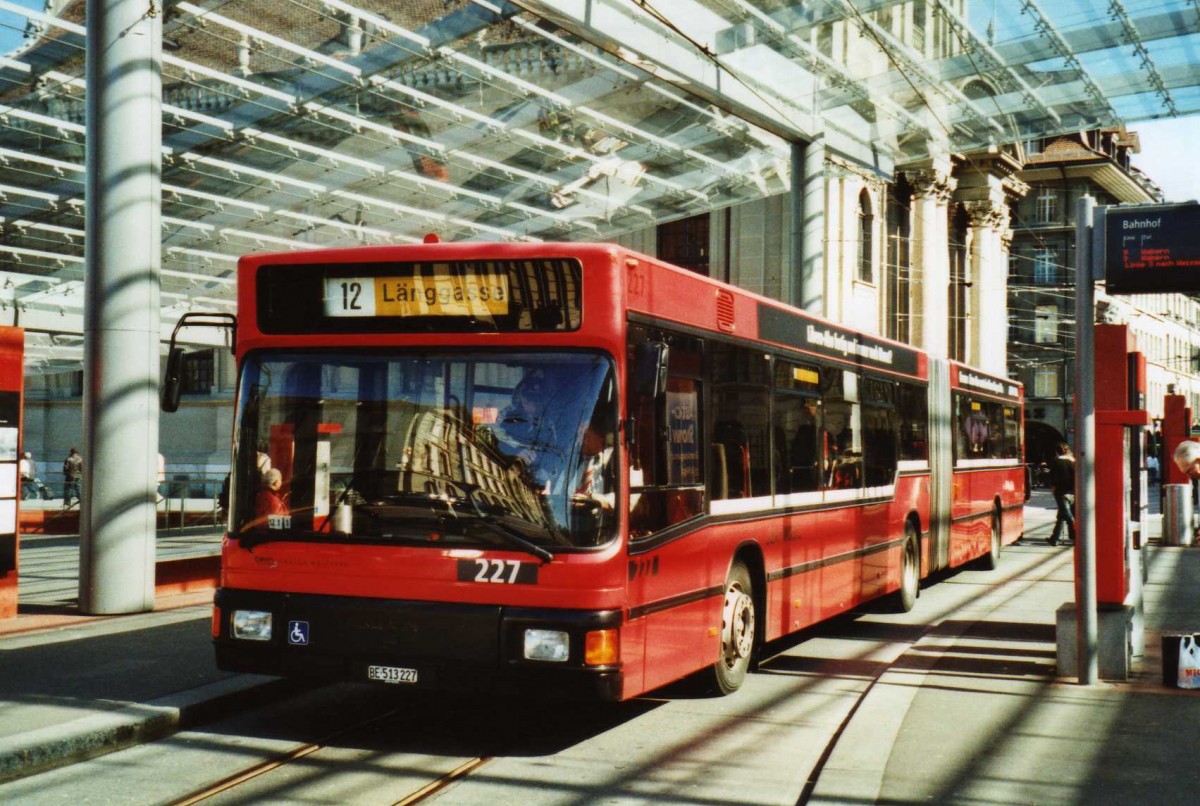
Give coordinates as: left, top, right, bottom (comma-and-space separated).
523, 628, 570, 662
232, 610, 273, 641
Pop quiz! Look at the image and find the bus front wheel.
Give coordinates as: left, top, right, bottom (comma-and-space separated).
711, 560, 755, 695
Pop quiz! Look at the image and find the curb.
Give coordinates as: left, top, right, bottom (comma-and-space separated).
0, 591, 216, 638
0, 675, 301, 784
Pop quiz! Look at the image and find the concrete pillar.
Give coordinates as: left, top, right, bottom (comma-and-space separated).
906, 165, 956, 359
80, 0, 162, 614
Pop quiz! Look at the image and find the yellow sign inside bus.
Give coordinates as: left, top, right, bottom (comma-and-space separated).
324, 273, 510, 318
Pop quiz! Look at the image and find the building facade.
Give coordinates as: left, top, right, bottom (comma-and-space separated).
1007, 128, 1200, 463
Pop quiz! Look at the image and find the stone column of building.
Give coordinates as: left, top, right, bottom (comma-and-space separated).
955, 152, 1027, 373
964, 199, 1013, 374
905, 163, 957, 359
822, 158, 886, 335
797, 138, 826, 316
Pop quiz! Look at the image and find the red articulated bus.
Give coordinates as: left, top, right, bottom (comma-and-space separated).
167, 240, 1024, 701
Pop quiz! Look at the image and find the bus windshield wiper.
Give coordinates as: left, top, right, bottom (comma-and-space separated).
446, 466, 554, 563
463, 513, 553, 564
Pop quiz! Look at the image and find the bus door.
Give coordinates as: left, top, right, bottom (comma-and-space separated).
626, 326, 711, 692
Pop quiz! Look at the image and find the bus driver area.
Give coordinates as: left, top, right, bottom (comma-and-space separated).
231, 354, 620, 552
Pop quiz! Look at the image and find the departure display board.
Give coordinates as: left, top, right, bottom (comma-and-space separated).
1103, 203, 1200, 294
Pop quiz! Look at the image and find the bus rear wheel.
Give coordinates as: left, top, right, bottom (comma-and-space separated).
893, 524, 920, 613
979, 509, 1002, 570
711, 561, 755, 695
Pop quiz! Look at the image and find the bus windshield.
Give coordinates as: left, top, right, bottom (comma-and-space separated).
230, 350, 618, 552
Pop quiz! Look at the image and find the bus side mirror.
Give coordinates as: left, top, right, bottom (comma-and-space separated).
634, 341, 669, 399
160, 311, 237, 413
161, 347, 184, 413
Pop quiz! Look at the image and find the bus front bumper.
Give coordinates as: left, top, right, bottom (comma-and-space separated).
213, 588, 625, 701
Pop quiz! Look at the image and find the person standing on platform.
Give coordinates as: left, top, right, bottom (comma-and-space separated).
62, 447, 83, 507
1047, 442, 1076, 546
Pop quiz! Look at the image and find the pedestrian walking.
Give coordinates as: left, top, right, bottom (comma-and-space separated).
19, 451, 45, 500
62, 447, 83, 507
1046, 442, 1076, 546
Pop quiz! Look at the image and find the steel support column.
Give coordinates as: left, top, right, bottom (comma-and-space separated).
80, 0, 162, 614
1074, 195, 1098, 684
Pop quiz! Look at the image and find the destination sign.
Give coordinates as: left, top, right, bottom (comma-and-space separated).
1103, 203, 1200, 294
324, 272, 510, 318
256, 259, 581, 334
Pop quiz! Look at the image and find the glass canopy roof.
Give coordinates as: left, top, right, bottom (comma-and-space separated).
0, 0, 1197, 371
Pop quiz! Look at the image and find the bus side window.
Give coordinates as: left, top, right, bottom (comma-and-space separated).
1001, 405, 1021, 459
819, 368, 862, 491
627, 327, 705, 537
772, 360, 821, 494
713, 420, 750, 498
712, 343, 771, 501
958, 396, 991, 459
897, 382, 929, 461
861, 376, 899, 487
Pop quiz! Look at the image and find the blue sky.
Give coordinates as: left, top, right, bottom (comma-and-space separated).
1132, 118, 1200, 204
0, 0, 37, 55
0, 0, 1195, 202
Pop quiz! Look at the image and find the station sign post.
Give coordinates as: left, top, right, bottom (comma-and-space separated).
1065, 201, 1200, 684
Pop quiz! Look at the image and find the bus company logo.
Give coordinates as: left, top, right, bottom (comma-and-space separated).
960, 371, 1017, 398
805, 326, 894, 365
288, 620, 310, 646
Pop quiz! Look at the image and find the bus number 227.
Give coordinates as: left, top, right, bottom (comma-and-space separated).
475, 559, 521, 583
457, 558, 537, 585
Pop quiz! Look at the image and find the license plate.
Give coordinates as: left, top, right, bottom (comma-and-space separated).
367, 664, 419, 685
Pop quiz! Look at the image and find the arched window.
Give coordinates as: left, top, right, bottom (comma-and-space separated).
857, 189, 874, 283
885, 177, 911, 343
948, 204, 970, 362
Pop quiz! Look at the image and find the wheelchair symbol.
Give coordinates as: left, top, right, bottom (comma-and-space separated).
288, 620, 310, 645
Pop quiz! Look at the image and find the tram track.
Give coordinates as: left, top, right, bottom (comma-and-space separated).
173, 744, 492, 806
392, 756, 493, 806
167, 613, 938, 806
167, 703, 496, 806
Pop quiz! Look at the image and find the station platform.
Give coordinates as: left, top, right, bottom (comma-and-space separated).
2, 493, 1200, 802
